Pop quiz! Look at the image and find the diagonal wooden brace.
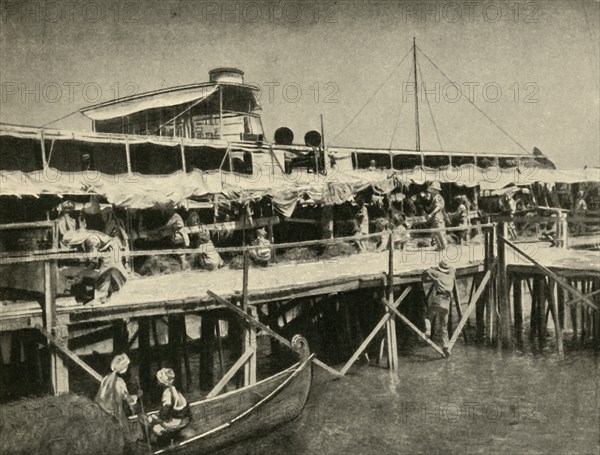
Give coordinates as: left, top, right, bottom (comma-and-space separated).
379, 294, 446, 358
207, 347, 255, 398
37, 325, 103, 383
340, 286, 412, 375
500, 235, 598, 311
207, 290, 343, 378
447, 270, 492, 352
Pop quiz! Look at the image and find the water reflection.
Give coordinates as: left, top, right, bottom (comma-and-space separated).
222, 345, 599, 455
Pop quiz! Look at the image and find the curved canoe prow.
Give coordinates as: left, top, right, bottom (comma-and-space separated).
291, 334, 311, 360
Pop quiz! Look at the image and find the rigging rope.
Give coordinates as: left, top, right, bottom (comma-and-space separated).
388, 65, 414, 151
329, 46, 413, 146
416, 57, 444, 153
416, 45, 532, 155
40, 109, 82, 128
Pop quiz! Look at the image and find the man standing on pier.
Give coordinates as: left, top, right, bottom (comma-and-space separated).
424, 183, 447, 250
572, 190, 587, 236
422, 260, 455, 357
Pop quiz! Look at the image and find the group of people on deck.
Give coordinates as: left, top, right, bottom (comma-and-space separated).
352, 182, 474, 252
96, 353, 191, 446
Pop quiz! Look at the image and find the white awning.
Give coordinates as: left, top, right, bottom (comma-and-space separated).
81, 85, 219, 121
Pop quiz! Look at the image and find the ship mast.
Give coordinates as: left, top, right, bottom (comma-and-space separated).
413, 37, 420, 152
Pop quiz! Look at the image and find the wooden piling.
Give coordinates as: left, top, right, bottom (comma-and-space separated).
242, 249, 257, 386
199, 312, 215, 391
497, 222, 512, 349
537, 277, 547, 348
386, 234, 398, 370
138, 318, 152, 395
546, 278, 564, 357
167, 315, 184, 389
112, 319, 128, 355
44, 259, 68, 395
512, 277, 523, 344
530, 278, 540, 343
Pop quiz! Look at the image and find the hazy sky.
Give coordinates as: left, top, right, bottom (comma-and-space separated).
1, 0, 598, 168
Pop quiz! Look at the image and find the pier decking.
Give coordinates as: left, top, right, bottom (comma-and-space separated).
2, 241, 598, 328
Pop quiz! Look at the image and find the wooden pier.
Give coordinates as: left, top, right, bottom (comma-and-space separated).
1, 223, 599, 400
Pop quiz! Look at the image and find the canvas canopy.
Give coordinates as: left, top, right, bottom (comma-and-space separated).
81, 85, 219, 121
1, 165, 598, 214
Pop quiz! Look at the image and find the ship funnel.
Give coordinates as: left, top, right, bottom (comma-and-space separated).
209, 68, 244, 84
304, 130, 322, 147
274, 127, 294, 145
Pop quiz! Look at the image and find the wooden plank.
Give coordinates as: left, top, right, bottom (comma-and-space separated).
68, 324, 114, 351
379, 291, 446, 358
340, 286, 412, 375
452, 281, 468, 343
37, 325, 103, 383
500, 236, 599, 311
0, 220, 55, 230
386, 237, 398, 371
206, 347, 255, 399
207, 290, 342, 378
497, 222, 512, 348
546, 278, 564, 357
448, 270, 492, 352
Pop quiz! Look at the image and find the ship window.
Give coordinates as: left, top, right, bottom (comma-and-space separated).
47, 140, 128, 174
0, 136, 43, 172
452, 155, 476, 167
129, 143, 181, 175
423, 155, 450, 168
355, 153, 391, 170
392, 153, 422, 170
185, 146, 227, 172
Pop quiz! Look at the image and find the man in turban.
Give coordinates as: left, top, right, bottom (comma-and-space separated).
147, 368, 191, 441
95, 354, 140, 433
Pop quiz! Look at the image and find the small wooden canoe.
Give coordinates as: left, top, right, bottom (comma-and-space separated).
129, 335, 313, 454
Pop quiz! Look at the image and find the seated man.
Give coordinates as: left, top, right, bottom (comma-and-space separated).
376, 214, 411, 252
147, 368, 191, 441
249, 228, 271, 266
63, 229, 127, 304
195, 229, 224, 271
137, 210, 189, 247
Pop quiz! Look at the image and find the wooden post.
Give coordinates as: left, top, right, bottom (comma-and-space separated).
125, 136, 132, 174
168, 315, 183, 389
138, 318, 152, 395
267, 221, 276, 262
385, 232, 398, 370
245, 307, 258, 385
568, 278, 578, 342
180, 138, 187, 173
199, 312, 215, 391
546, 278, 564, 357
44, 259, 68, 395
480, 226, 493, 343
538, 277, 547, 348
530, 277, 539, 342
242, 249, 257, 386
112, 319, 128, 355
513, 277, 523, 344
40, 129, 47, 168
497, 222, 512, 348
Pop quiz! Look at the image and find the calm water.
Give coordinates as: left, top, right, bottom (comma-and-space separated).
223, 345, 599, 455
